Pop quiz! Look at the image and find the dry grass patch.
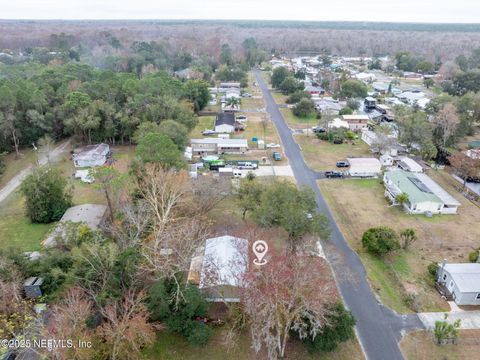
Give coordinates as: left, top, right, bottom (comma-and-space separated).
296, 135, 371, 171
401, 330, 480, 360
319, 172, 480, 312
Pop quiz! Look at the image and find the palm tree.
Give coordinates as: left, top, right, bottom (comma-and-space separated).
225, 96, 240, 110
395, 192, 409, 207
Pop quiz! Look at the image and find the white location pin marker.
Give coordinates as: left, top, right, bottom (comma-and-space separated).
252, 240, 268, 266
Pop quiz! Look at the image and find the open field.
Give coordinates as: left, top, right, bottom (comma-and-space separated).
144, 327, 364, 360
241, 97, 265, 110
295, 135, 371, 171
0, 192, 53, 252
401, 330, 480, 360
280, 108, 318, 129
272, 91, 288, 104
0, 148, 38, 189
319, 170, 480, 313
189, 116, 216, 139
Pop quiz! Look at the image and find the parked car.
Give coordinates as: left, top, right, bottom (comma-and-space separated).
325, 171, 344, 178
312, 126, 326, 133
242, 92, 252, 98
238, 162, 258, 170
336, 160, 350, 168
272, 152, 282, 161
202, 129, 215, 135
266, 143, 281, 148
236, 115, 247, 121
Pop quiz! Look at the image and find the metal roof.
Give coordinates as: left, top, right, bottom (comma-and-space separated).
443, 263, 480, 293
416, 173, 461, 206
384, 170, 442, 205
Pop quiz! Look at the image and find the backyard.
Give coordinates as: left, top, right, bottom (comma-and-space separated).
295, 134, 371, 171
319, 170, 480, 313
400, 330, 480, 360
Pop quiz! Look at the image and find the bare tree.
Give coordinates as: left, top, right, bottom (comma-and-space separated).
98, 290, 155, 360
191, 175, 231, 214
106, 202, 150, 250
449, 152, 480, 190
46, 287, 96, 360
432, 103, 460, 147
242, 255, 337, 359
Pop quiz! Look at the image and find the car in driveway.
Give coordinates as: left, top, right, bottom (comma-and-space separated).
336, 160, 350, 168
266, 143, 281, 148
272, 152, 282, 161
325, 171, 344, 178
312, 126, 326, 133
202, 129, 216, 135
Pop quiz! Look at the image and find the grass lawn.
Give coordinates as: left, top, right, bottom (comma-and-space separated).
401, 330, 480, 360
280, 108, 318, 129
189, 116, 216, 139
144, 328, 364, 360
241, 97, 264, 110
0, 192, 53, 252
295, 135, 371, 171
0, 145, 136, 252
0, 148, 38, 188
272, 91, 288, 104
319, 172, 480, 313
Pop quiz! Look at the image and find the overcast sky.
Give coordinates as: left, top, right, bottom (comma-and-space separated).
0, 0, 478, 23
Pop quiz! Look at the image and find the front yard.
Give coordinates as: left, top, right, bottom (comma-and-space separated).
319, 170, 480, 313
295, 135, 371, 171
400, 330, 480, 360
280, 108, 318, 129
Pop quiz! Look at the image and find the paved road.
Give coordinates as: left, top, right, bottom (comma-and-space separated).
254, 70, 421, 360
0, 140, 71, 204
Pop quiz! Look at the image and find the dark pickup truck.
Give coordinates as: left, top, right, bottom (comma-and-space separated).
325, 171, 344, 178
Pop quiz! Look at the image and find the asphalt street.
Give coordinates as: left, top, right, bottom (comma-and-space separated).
254, 69, 422, 360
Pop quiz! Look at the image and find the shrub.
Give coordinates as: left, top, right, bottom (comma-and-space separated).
20, 166, 72, 223
0, 157, 5, 176
293, 98, 315, 117
303, 303, 356, 353
468, 250, 479, 263
286, 90, 311, 104
186, 322, 213, 346
433, 314, 461, 345
316, 132, 329, 141
361, 227, 400, 256
339, 106, 353, 115
427, 262, 439, 280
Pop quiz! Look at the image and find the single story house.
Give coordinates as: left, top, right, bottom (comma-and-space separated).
328, 117, 349, 130
73, 143, 110, 168
354, 72, 376, 83
436, 262, 480, 305
347, 158, 382, 178
314, 99, 343, 114
341, 114, 370, 132
188, 235, 248, 302
372, 82, 389, 94
304, 85, 325, 95
219, 82, 241, 90
191, 138, 248, 155
215, 112, 236, 133
397, 157, 424, 173
383, 170, 461, 215
364, 97, 377, 109
43, 204, 108, 246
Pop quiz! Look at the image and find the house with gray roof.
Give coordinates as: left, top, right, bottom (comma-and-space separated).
436, 262, 480, 305
384, 170, 461, 215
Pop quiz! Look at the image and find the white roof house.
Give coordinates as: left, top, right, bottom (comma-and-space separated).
397, 157, 424, 173
190, 235, 249, 302
347, 158, 382, 178
43, 204, 108, 246
437, 262, 480, 305
191, 138, 248, 155
328, 117, 349, 129
73, 143, 110, 168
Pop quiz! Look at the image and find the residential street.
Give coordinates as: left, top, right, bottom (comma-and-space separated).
254, 69, 421, 360
0, 140, 71, 204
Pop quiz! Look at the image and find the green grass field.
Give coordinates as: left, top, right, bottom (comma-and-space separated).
280, 108, 318, 128
189, 116, 216, 139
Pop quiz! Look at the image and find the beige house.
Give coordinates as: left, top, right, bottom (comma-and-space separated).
341, 115, 370, 132
191, 138, 248, 156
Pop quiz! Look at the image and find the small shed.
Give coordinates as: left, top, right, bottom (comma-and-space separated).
397, 157, 423, 173
73, 143, 110, 168
24, 277, 44, 299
